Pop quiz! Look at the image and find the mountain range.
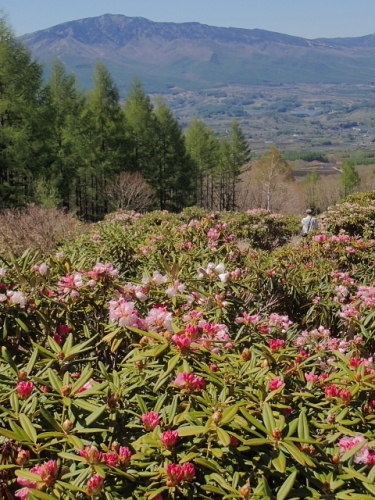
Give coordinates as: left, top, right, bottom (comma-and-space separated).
20, 14, 375, 93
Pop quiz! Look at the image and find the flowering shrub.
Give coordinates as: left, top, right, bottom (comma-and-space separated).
2, 198, 375, 498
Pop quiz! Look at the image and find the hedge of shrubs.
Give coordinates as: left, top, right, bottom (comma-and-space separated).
1, 200, 375, 499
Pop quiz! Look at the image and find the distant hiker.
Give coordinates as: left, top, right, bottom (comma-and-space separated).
301, 209, 318, 237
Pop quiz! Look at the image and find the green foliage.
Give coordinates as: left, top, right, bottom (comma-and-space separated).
340, 161, 360, 199
2, 200, 375, 498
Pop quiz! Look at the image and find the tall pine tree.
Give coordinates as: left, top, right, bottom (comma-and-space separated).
0, 17, 46, 207
154, 97, 193, 211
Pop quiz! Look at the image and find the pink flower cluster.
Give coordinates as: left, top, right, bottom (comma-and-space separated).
16, 381, 33, 400
85, 474, 104, 496
108, 299, 142, 329
172, 320, 232, 354
15, 460, 58, 499
78, 445, 103, 464
104, 446, 132, 467
268, 339, 285, 351
0, 290, 28, 308
141, 411, 161, 431
269, 377, 284, 391
173, 372, 205, 392
161, 430, 179, 448
165, 462, 195, 487
339, 435, 375, 464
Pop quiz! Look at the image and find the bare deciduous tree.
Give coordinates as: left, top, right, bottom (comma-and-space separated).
105, 172, 155, 212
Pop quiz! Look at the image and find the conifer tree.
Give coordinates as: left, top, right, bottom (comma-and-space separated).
154, 97, 193, 211
218, 120, 251, 210
45, 59, 85, 209
76, 62, 126, 219
185, 119, 219, 209
0, 17, 45, 207
123, 79, 158, 184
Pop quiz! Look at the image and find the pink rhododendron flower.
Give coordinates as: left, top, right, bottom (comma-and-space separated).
118, 446, 132, 466
16, 381, 33, 400
39, 460, 58, 485
268, 339, 285, 351
78, 445, 103, 464
339, 435, 369, 464
108, 299, 142, 328
305, 373, 319, 383
104, 453, 118, 467
165, 463, 195, 486
33, 263, 49, 275
325, 385, 340, 399
340, 388, 351, 403
141, 411, 161, 431
86, 474, 104, 496
144, 306, 173, 332
166, 280, 186, 298
235, 312, 261, 325
161, 430, 179, 448
171, 333, 192, 352
88, 263, 119, 280
76, 379, 95, 394
173, 372, 205, 392
7, 290, 27, 308
269, 377, 284, 391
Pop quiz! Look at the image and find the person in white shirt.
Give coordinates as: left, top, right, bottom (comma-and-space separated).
301, 209, 318, 237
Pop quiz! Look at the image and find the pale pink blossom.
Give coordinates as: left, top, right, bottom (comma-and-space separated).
339, 435, 369, 464
173, 372, 205, 392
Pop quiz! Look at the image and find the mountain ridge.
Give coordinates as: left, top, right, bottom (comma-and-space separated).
19, 14, 375, 92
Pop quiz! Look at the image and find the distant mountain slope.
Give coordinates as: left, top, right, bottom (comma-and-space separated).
19, 14, 375, 93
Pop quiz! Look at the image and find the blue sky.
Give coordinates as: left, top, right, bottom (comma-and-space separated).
1, 0, 374, 39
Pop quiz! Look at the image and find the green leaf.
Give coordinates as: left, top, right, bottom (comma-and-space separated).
272, 450, 287, 473
240, 409, 268, 434
19, 414, 37, 443
1, 346, 18, 375
210, 473, 238, 493
26, 347, 39, 374
298, 408, 310, 441
220, 404, 241, 425
153, 354, 180, 393
71, 367, 94, 394
47, 369, 62, 393
177, 425, 206, 436
66, 435, 84, 449
85, 404, 107, 426
194, 457, 222, 473
262, 402, 276, 434
281, 442, 315, 467
59, 452, 86, 463
29, 490, 58, 500
242, 438, 270, 446
217, 427, 231, 447
276, 470, 297, 500
15, 317, 30, 333
40, 406, 62, 433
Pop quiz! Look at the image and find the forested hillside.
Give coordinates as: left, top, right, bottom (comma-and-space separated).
0, 18, 250, 220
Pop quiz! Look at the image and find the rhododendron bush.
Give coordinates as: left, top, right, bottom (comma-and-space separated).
3, 201, 375, 499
